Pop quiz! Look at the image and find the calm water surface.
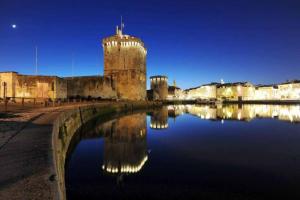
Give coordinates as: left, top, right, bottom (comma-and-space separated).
66, 104, 300, 200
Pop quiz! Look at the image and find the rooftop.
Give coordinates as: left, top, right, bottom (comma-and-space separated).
185, 82, 220, 91
279, 80, 300, 85
216, 82, 253, 88
0, 71, 18, 74
150, 75, 168, 79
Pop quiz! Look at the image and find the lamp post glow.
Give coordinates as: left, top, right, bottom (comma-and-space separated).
11, 24, 17, 29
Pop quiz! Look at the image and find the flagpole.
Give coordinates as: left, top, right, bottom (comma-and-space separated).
120, 15, 125, 34
35, 46, 38, 75
72, 52, 74, 79
121, 16, 123, 33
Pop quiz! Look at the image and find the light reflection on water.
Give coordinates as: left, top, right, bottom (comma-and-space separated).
101, 113, 148, 175
66, 104, 300, 200
171, 104, 300, 122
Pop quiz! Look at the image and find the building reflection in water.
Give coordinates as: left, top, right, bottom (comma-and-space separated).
167, 105, 187, 118
150, 107, 169, 129
100, 113, 148, 178
98, 105, 299, 178
167, 104, 300, 123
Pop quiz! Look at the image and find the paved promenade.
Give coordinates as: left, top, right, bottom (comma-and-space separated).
0, 102, 107, 200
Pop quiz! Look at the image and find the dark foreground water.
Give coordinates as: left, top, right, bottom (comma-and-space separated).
66, 104, 300, 200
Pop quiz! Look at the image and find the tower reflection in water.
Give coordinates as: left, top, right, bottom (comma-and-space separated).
100, 113, 148, 182
149, 107, 169, 129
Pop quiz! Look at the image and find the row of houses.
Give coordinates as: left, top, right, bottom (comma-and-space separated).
180, 80, 300, 101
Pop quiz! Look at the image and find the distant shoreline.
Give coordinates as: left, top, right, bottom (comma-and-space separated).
162, 99, 300, 105
223, 100, 300, 105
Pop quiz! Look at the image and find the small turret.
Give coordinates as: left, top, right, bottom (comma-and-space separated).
150, 75, 168, 100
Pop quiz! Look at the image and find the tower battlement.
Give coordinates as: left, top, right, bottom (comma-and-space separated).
103, 36, 146, 52
150, 75, 168, 83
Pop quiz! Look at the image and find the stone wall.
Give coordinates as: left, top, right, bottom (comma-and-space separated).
0, 72, 16, 98
15, 75, 55, 99
0, 72, 117, 101
52, 101, 162, 200
0, 72, 67, 100
55, 78, 68, 99
64, 76, 116, 99
112, 70, 146, 100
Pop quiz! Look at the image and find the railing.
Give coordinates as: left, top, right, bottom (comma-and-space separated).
0, 96, 118, 112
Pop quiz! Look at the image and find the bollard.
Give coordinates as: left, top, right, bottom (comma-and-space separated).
22, 98, 24, 106
34, 98, 36, 105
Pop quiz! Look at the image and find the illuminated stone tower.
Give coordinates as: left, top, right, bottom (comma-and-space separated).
102, 25, 147, 100
150, 75, 168, 100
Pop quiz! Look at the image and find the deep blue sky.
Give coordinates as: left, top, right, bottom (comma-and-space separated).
0, 0, 299, 89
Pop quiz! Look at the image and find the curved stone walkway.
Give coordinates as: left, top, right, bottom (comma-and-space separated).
0, 103, 107, 200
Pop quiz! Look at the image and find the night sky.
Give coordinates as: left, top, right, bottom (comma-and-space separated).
1, 0, 299, 89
